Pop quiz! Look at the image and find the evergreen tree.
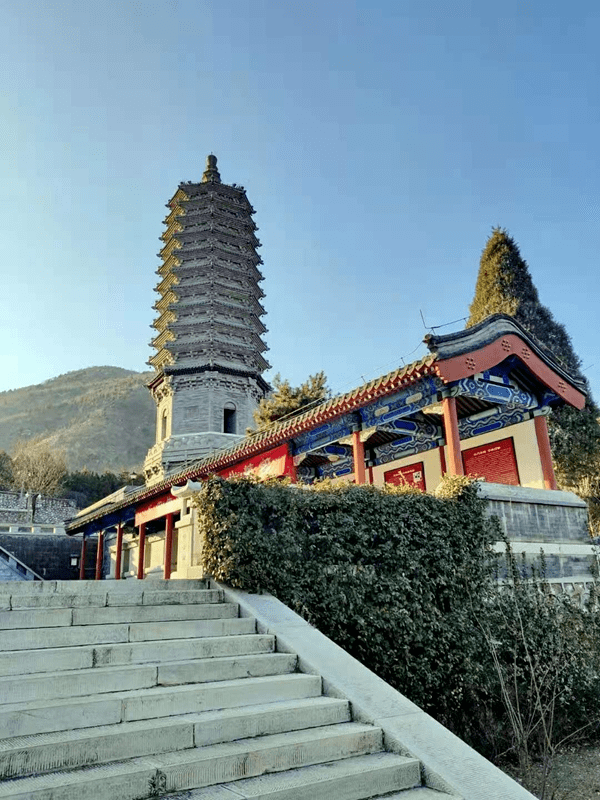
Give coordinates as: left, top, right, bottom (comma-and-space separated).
250, 372, 329, 432
467, 228, 600, 521
467, 228, 581, 375
62, 469, 144, 508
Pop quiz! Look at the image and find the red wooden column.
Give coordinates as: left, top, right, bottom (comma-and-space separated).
163, 514, 174, 580
137, 522, 146, 580
95, 531, 104, 581
286, 443, 297, 484
442, 396, 464, 476
114, 523, 123, 580
439, 445, 447, 476
534, 414, 558, 490
79, 535, 86, 580
351, 430, 367, 485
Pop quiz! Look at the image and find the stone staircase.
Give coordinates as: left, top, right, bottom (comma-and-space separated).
0, 546, 41, 582
0, 579, 454, 800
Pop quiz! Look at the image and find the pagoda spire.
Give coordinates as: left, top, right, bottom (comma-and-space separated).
202, 154, 221, 183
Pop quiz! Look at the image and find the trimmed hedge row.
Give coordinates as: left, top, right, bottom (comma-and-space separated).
193, 476, 499, 732
193, 476, 600, 762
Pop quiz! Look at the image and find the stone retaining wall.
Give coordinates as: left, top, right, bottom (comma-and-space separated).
479, 483, 597, 584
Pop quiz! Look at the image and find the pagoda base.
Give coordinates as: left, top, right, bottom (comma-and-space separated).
143, 432, 244, 486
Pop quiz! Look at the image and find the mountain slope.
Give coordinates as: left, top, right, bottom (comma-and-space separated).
0, 367, 156, 472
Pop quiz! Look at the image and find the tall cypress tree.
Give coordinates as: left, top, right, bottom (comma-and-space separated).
467, 228, 581, 374
467, 228, 600, 515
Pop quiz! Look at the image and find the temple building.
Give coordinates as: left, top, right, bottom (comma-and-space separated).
143, 155, 270, 485
68, 309, 593, 590
64, 156, 594, 590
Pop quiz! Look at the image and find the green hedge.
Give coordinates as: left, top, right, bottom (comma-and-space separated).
193, 476, 600, 767
194, 476, 499, 731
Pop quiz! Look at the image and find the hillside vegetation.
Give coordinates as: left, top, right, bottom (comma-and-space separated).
0, 367, 155, 472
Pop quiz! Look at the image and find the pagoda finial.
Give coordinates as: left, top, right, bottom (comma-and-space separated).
202, 154, 221, 183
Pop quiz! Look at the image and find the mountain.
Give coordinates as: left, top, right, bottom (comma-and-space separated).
0, 367, 156, 472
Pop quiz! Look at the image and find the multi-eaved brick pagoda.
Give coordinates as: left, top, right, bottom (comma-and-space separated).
143, 155, 270, 484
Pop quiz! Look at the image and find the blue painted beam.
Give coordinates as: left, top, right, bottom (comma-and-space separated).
83, 506, 136, 536
458, 405, 533, 440
359, 376, 442, 428
320, 456, 354, 480
373, 437, 440, 467
291, 413, 356, 455
451, 376, 537, 408
375, 418, 442, 441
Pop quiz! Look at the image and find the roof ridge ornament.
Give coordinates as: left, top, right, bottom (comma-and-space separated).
202, 154, 221, 183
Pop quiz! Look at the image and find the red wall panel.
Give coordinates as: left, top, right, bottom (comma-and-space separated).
384, 461, 426, 491
462, 437, 520, 486
216, 443, 292, 480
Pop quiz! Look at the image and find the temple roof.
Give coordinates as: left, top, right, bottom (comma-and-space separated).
426, 314, 586, 409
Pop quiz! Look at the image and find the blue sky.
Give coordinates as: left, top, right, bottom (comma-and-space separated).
1, 0, 599, 401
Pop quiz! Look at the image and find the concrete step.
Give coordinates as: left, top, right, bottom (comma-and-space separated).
0, 621, 130, 652
166, 753, 424, 800
0, 697, 350, 778
0, 615, 256, 651
369, 791, 457, 799
157, 652, 298, 687
0, 653, 297, 705
6, 588, 223, 609
189, 696, 351, 747
0, 673, 323, 739
0, 602, 237, 630
93, 631, 274, 669
0, 633, 275, 677
127, 616, 257, 642
0, 579, 208, 595
0, 608, 73, 630
71, 601, 239, 625
0, 723, 386, 799
0, 663, 158, 706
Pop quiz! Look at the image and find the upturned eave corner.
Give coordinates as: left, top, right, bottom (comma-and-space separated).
424, 314, 586, 409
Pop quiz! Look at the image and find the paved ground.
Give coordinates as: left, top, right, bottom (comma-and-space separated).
503, 744, 600, 799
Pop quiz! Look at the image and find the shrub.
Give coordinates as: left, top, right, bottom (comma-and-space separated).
193, 477, 600, 771
478, 553, 600, 767
193, 476, 499, 733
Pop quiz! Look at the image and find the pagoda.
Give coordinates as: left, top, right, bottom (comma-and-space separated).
143, 155, 270, 484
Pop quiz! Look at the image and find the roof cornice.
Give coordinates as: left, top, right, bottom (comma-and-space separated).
425, 314, 587, 397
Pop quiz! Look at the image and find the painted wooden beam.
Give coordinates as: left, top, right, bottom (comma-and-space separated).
449, 376, 537, 409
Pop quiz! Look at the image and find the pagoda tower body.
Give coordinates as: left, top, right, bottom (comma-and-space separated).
143, 156, 270, 485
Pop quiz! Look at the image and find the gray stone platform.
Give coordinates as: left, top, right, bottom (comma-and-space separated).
479, 482, 598, 586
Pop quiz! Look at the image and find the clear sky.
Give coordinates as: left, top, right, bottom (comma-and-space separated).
1, 0, 599, 401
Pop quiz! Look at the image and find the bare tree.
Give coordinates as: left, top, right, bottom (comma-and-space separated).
0, 451, 14, 490
11, 438, 67, 496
